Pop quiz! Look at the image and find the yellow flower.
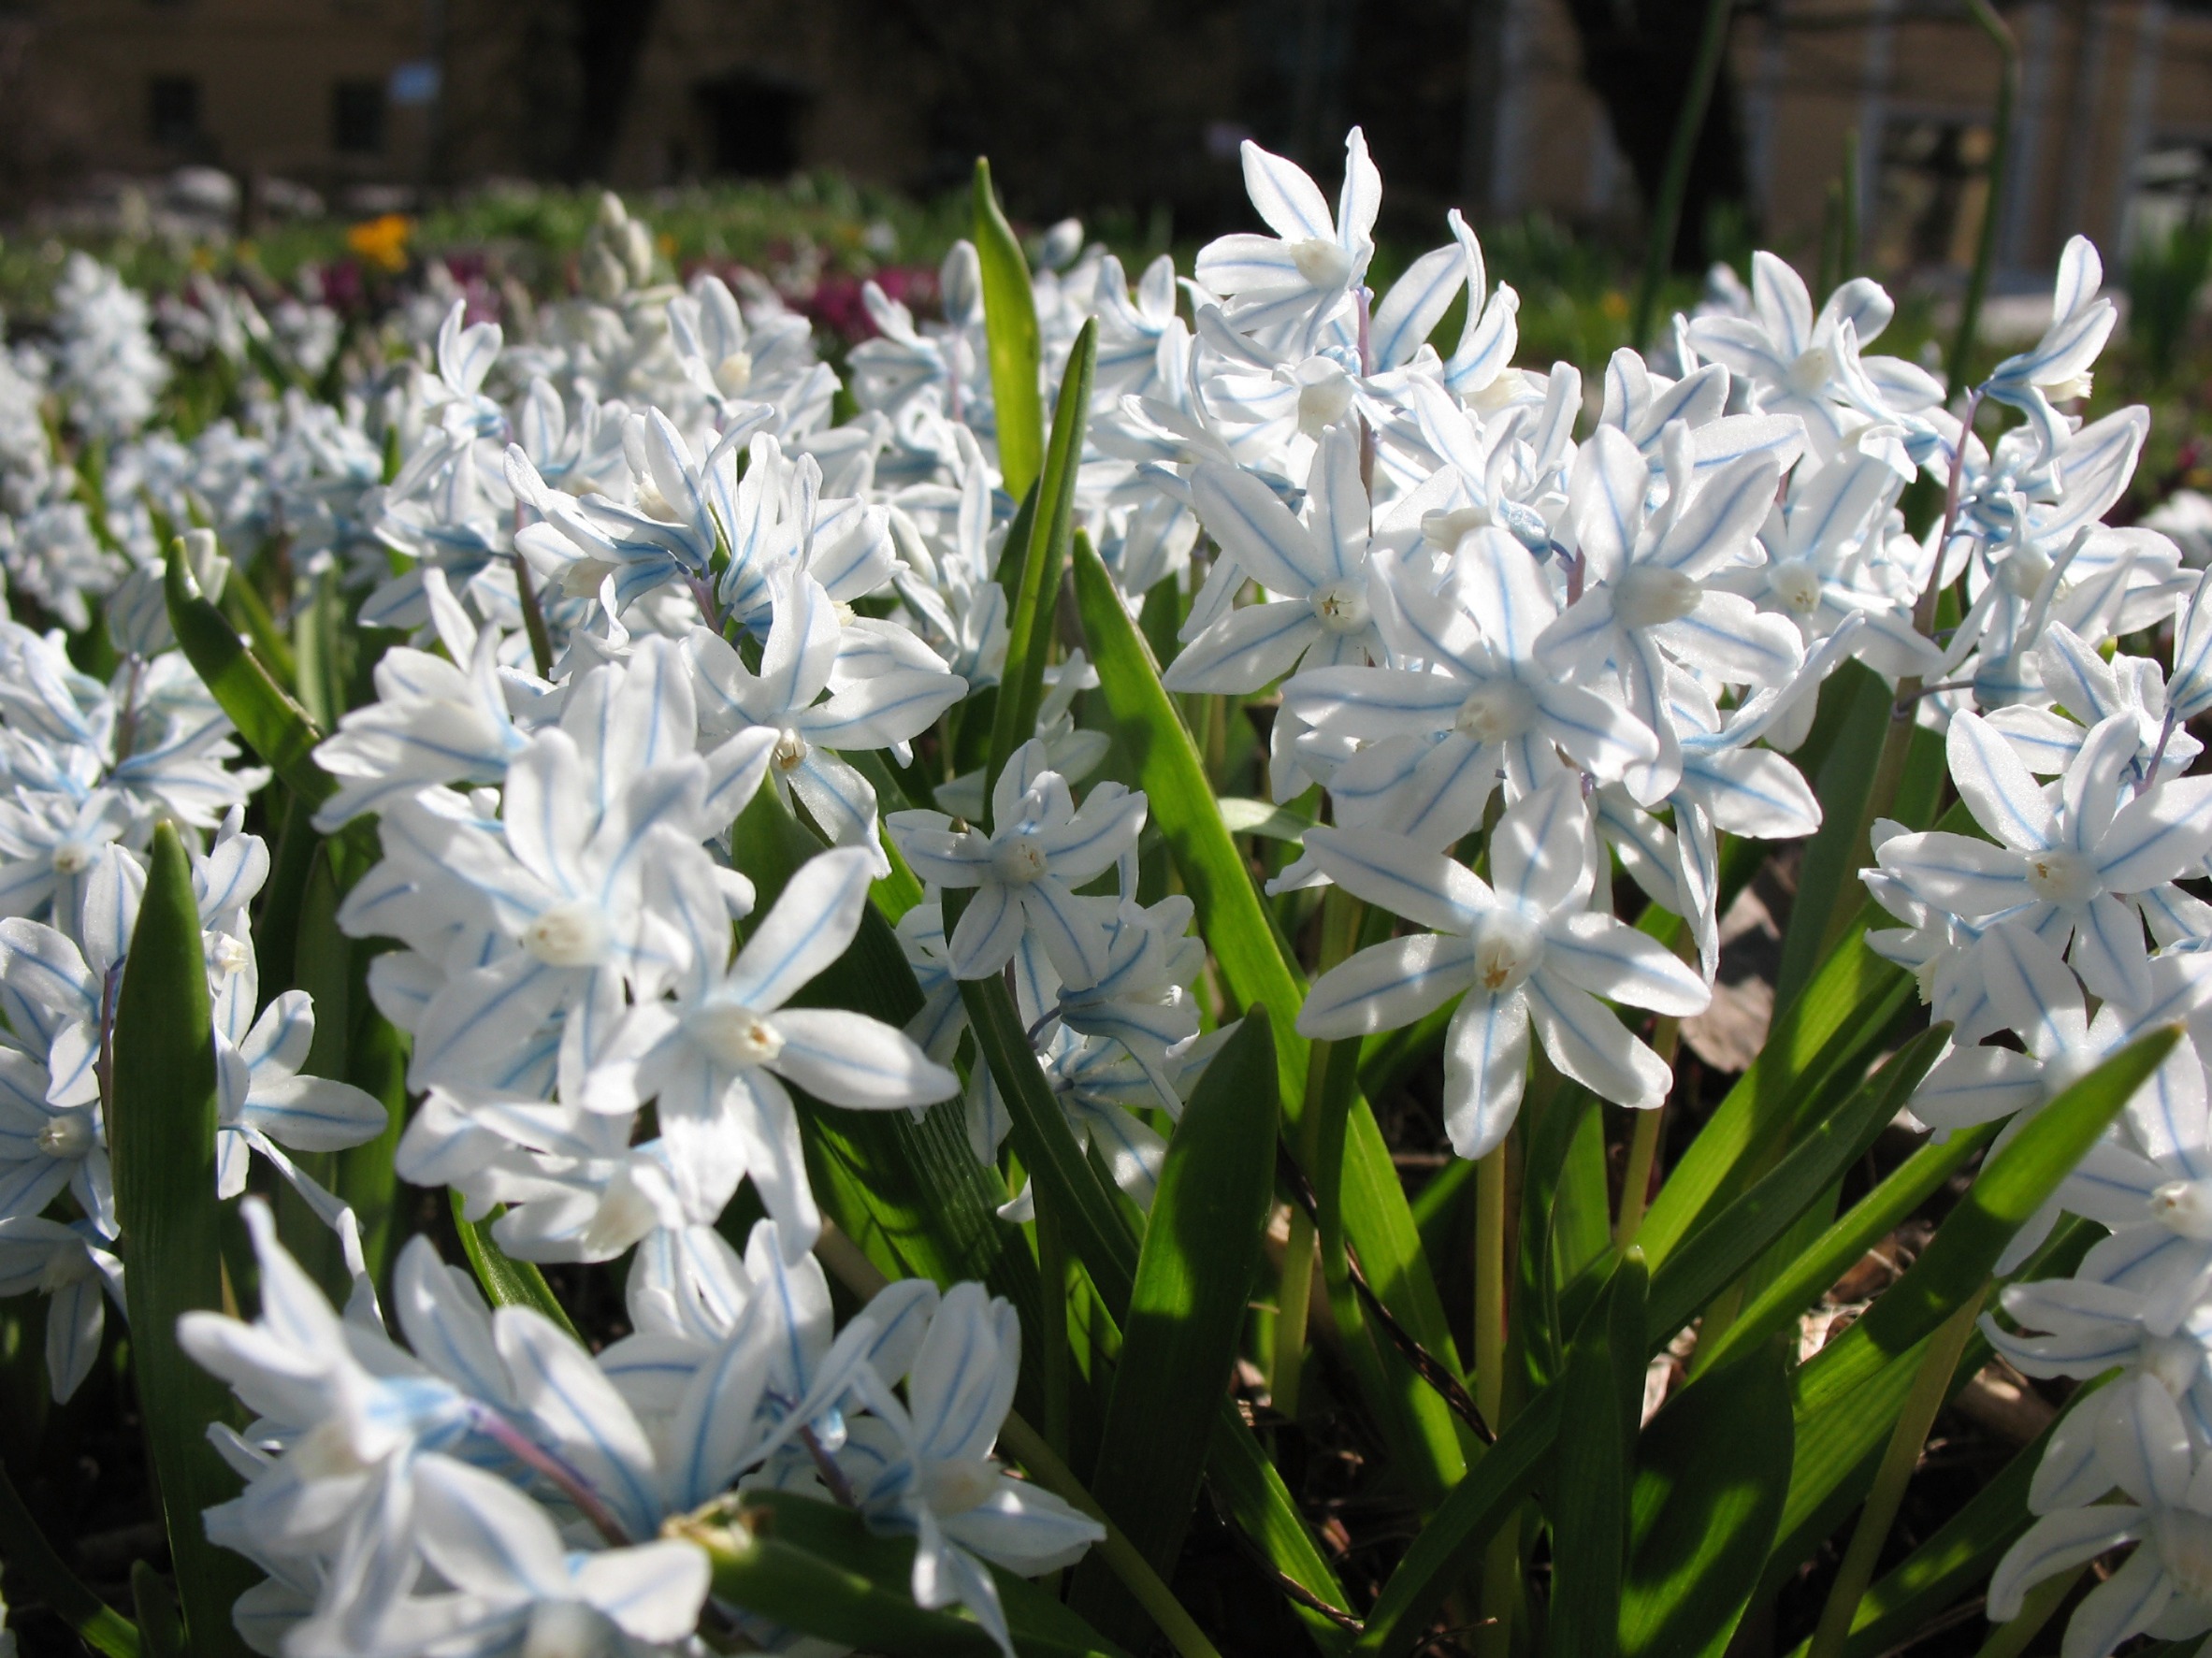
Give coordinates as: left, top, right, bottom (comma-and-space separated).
346, 214, 413, 274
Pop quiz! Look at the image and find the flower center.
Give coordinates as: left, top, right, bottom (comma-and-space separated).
1455, 681, 1539, 743
2023, 848, 2098, 905
292, 1418, 375, 1481
715, 350, 754, 396
1288, 238, 1353, 290
990, 833, 1049, 887
773, 728, 809, 773
2152, 1177, 2212, 1242
921, 1457, 1004, 1516
685, 1002, 784, 1070
1786, 345, 1834, 397
1767, 561, 1823, 616
210, 934, 253, 977
1296, 369, 1357, 438
1611, 565, 1701, 630
2157, 1509, 2212, 1602
50, 842, 94, 876
36, 1114, 92, 1160
523, 1600, 608, 1658
1308, 578, 1370, 636
522, 901, 611, 968
1469, 909, 1543, 995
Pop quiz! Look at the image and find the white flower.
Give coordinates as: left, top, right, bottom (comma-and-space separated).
1296, 774, 1709, 1159
846, 1284, 1104, 1657
889, 738, 1146, 987
1872, 711, 2212, 1008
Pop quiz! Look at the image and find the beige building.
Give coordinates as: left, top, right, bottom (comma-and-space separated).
1489, 0, 2212, 277
6, 0, 441, 201
6, 0, 2209, 282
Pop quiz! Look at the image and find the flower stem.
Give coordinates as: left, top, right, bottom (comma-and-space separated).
1037, 1200, 1073, 1463
1615, 1101, 1666, 1248
1271, 1208, 1318, 1420
1474, 1138, 1513, 1658
510, 550, 556, 681
998, 1411, 1225, 1658
1805, 1286, 1988, 1658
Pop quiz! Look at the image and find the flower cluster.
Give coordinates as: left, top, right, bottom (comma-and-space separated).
0, 126, 2203, 1657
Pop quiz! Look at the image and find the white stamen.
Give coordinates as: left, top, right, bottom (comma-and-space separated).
1308, 579, 1371, 635
36, 1114, 93, 1160
1289, 238, 1353, 290
1468, 909, 1543, 995
1611, 565, 1701, 630
50, 842, 94, 876
1767, 561, 1823, 616
2152, 1177, 2212, 1242
1455, 681, 1539, 743
922, 1458, 1004, 1516
990, 834, 1049, 887
685, 1003, 785, 1070
1786, 345, 1834, 398
2023, 849, 2098, 906
523, 901, 611, 968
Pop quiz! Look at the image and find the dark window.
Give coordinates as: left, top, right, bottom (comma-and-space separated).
693, 71, 808, 178
148, 76, 201, 148
332, 79, 385, 154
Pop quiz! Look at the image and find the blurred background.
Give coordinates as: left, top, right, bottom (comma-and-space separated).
0, 0, 2207, 429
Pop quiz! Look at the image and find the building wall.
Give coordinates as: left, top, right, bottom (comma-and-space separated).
17, 0, 436, 193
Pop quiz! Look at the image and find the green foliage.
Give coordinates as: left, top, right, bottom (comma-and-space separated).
108, 826, 257, 1658
1076, 1013, 1279, 1636
688, 1490, 1130, 1657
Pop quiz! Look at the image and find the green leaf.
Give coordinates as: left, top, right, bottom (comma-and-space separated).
1075, 1013, 1279, 1636
129, 1563, 184, 1658
1620, 1342, 1794, 1658
108, 823, 256, 1658
1548, 1252, 1649, 1658
1219, 797, 1311, 841
1786, 1396, 2074, 1658
1070, 535, 1462, 1378
1633, 915, 1913, 1268
448, 1190, 582, 1339
987, 322, 1096, 810
939, 895, 1352, 1638
165, 538, 334, 807
686, 1489, 1130, 1656
1772, 662, 1892, 1009
950, 893, 1140, 1314
1794, 1027, 2178, 1429
1640, 1024, 1948, 1340
1353, 1387, 1564, 1654
0, 1456, 139, 1658
975, 159, 1044, 503
1697, 1118, 2001, 1380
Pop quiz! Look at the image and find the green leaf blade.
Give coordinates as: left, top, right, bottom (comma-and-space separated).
1620, 1342, 1795, 1658
1076, 1011, 1279, 1634
164, 539, 334, 807
108, 823, 256, 1658
975, 159, 1044, 503
1549, 1251, 1649, 1658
